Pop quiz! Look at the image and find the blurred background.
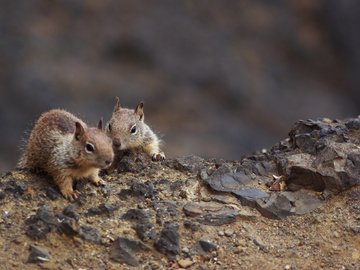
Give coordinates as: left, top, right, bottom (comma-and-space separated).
0, 1, 359, 171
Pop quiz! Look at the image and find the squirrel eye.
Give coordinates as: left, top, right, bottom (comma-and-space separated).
85, 143, 95, 153
107, 123, 112, 132
130, 125, 137, 134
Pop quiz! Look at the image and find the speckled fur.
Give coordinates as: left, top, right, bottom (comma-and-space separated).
19, 109, 114, 200
106, 99, 164, 161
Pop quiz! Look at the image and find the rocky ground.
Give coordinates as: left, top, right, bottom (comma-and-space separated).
0, 117, 360, 269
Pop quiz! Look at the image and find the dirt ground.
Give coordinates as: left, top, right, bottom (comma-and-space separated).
0, 156, 359, 270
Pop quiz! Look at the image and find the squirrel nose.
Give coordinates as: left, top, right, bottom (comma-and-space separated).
113, 141, 121, 148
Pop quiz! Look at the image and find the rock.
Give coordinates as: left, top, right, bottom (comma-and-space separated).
153, 201, 178, 225
110, 237, 150, 266
27, 244, 51, 263
4, 180, 27, 197
224, 229, 234, 237
183, 201, 244, 225
183, 220, 201, 232
45, 187, 60, 200
25, 206, 59, 239
121, 209, 149, 222
256, 191, 322, 219
233, 188, 269, 207
119, 181, 156, 199
172, 155, 205, 174
58, 218, 79, 237
115, 152, 148, 173
199, 240, 217, 252
282, 142, 360, 193
154, 223, 180, 257
62, 204, 79, 220
345, 119, 360, 129
79, 226, 101, 244
205, 171, 252, 193
86, 203, 120, 216
177, 258, 194, 268
133, 222, 157, 241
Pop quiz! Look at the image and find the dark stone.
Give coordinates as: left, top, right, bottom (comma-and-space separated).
199, 240, 217, 252
0, 191, 5, 200
118, 182, 156, 199
172, 155, 205, 174
233, 188, 269, 207
110, 237, 150, 266
86, 203, 120, 216
36, 206, 59, 226
345, 119, 360, 129
122, 209, 149, 222
169, 180, 184, 191
133, 222, 157, 241
154, 223, 180, 257
205, 171, 252, 193
58, 218, 78, 237
294, 133, 317, 154
79, 226, 101, 244
153, 201, 178, 225
256, 191, 322, 219
183, 202, 240, 225
4, 180, 27, 197
241, 158, 275, 176
62, 204, 79, 220
45, 187, 60, 201
283, 142, 360, 193
115, 152, 148, 173
183, 220, 201, 232
25, 206, 59, 239
27, 245, 51, 263
25, 221, 52, 240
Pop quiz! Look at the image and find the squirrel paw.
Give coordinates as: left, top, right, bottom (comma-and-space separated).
152, 152, 165, 162
62, 189, 79, 201
90, 175, 106, 187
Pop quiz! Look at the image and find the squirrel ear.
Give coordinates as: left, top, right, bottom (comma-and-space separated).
113, 97, 121, 113
135, 101, 144, 121
97, 118, 103, 130
75, 122, 85, 141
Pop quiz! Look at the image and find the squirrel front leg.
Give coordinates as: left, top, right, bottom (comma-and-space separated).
144, 141, 165, 161
54, 174, 78, 201
88, 168, 106, 186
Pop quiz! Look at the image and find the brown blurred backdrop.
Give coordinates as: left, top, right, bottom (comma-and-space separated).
0, 1, 359, 171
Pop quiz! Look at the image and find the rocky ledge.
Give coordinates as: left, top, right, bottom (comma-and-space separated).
0, 118, 360, 269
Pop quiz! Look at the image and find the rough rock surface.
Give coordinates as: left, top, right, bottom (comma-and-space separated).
0, 117, 360, 269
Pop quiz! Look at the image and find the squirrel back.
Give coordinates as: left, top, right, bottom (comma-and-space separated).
106, 98, 165, 161
19, 109, 114, 200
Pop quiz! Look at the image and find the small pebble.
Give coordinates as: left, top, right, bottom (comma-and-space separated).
182, 247, 190, 254
178, 259, 194, 268
224, 229, 234, 237
218, 231, 224, 236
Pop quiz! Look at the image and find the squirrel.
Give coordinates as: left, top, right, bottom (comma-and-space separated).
18, 109, 114, 200
105, 98, 165, 162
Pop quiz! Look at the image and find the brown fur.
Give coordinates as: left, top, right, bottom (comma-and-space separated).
19, 109, 114, 200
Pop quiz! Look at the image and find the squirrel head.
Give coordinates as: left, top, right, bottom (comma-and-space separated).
73, 120, 114, 169
106, 98, 145, 151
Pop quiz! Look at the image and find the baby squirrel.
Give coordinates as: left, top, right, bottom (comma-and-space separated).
106, 98, 165, 161
19, 109, 114, 200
